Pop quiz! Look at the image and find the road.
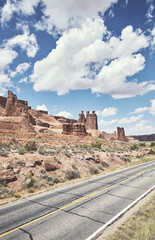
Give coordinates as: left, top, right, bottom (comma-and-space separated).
0, 160, 155, 240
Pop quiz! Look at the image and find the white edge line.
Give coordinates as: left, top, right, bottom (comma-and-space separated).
85, 185, 155, 240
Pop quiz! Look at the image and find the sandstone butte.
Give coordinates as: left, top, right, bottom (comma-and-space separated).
0, 91, 128, 142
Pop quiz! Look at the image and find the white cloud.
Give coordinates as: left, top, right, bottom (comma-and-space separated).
97, 107, 117, 117
56, 111, 72, 118
1, 0, 118, 31
0, 72, 12, 95
128, 120, 155, 135
0, 48, 18, 71
99, 114, 143, 126
18, 77, 28, 83
118, 114, 143, 124
151, 26, 155, 51
31, 18, 106, 95
36, 104, 48, 112
10, 62, 31, 78
5, 26, 39, 57
129, 107, 148, 114
31, 22, 154, 99
150, 99, 155, 115
99, 119, 118, 127
146, 0, 154, 22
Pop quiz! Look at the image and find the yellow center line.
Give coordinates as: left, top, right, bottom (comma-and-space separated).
0, 166, 154, 238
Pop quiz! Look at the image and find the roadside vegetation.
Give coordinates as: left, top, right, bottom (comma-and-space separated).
0, 134, 155, 203
104, 194, 155, 240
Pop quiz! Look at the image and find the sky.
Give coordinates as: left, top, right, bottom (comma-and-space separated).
0, 0, 155, 136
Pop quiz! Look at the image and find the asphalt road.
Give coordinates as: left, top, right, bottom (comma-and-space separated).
0, 160, 155, 240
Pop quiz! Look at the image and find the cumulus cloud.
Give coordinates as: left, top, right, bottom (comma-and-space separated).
150, 99, 155, 115
56, 111, 72, 118
97, 107, 117, 117
10, 62, 31, 78
1, 0, 118, 31
0, 48, 17, 71
36, 104, 48, 112
31, 22, 155, 99
5, 26, 39, 57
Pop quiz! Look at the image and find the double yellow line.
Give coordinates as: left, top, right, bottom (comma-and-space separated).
0, 166, 154, 238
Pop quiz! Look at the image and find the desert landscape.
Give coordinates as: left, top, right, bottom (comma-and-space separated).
0, 91, 154, 204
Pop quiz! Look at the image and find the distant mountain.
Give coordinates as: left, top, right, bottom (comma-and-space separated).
132, 134, 155, 141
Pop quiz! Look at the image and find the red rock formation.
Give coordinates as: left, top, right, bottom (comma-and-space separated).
117, 127, 128, 142
78, 111, 98, 130
0, 96, 7, 108
0, 91, 35, 133
4, 91, 28, 116
62, 123, 86, 136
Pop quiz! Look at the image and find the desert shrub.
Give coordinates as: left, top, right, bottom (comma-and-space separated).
13, 192, 21, 198
18, 148, 26, 155
65, 170, 80, 180
72, 163, 78, 170
89, 166, 99, 175
150, 142, 155, 147
0, 151, 9, 157
28, 187, 35, 193
43, 175, 59, 185
38, 148, 46, 155
121, 157, 131, 162
63, 151, 71, 158
91, 141, 102, 150
148, 149, 155, 155
61, 145, 68, 149
24, 174, 35, 188
0, 177, 6, 188
79, 144, 89, 149
102, 161, 109, 167
130, 144, 139, 150
139, 142, 146, 147
25, 141, 37, 152
55, 147, 61, 154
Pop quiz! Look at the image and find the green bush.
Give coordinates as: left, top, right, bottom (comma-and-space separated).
0, 177, 6, 188
150, 142, 155, 147
102, 161, 109, 167
65, 170, 80, 180
91, 141, 102, 150
0, 151, 9, 157
63, 151, 71, 158
149, 149, 155, 155
13, 192, 21, 198
89, 166, 99, 175
18, 148, 26, 155
79, 144, 89, 149
121, 157, 131, 162
25, 141, 37, 152
130, 144, 139, 150
139, 142, 146, 147
28, 187, 35, 193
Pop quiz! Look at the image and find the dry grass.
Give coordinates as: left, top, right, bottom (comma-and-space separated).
104, 194, 155, 240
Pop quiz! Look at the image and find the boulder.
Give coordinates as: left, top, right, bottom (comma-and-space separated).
0, 169, 17, 183
44, 160, 58, 171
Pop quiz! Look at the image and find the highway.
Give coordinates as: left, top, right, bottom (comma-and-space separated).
0, 160, 155, 240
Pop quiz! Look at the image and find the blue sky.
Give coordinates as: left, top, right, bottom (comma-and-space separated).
0, 0, 155, 135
